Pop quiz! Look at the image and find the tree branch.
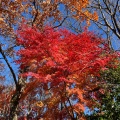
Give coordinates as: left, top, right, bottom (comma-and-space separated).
0, 45, 17, 86
53, 16, 68, 28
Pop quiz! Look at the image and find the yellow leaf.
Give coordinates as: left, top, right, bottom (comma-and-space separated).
36, 101, 44, 107
93, 12, 98, 21
0, 18, 4, 22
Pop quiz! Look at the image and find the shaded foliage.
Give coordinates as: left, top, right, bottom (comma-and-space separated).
86, 64, 120, 120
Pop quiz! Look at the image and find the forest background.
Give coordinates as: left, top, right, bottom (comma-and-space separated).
0, 0, 120, 120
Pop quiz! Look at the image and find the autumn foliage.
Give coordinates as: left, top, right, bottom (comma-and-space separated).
0, 0, 120, 120
14, 25, 118, 119
0, 0, 97, 36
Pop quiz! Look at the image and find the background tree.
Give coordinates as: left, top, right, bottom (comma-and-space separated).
88, 0, 120, 50
84, 1, 120, 119
86, 64, 120, 120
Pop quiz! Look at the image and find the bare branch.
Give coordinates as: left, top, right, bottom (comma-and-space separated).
53, 16, 68, 28
0, 45, 17, 86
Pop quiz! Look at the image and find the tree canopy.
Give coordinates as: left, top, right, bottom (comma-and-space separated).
0, 0, 120, 120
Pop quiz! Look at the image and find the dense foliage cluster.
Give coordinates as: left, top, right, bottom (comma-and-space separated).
14, 25, 118, 119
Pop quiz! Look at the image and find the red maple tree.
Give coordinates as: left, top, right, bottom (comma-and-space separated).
16, 25, 118, 119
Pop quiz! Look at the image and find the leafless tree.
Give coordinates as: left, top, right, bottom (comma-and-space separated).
88, 0, 120, 50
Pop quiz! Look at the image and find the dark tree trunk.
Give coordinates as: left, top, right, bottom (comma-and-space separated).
9, 77, 25, 120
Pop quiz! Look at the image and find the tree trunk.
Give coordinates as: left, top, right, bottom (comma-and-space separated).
9, 77, 25, 120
